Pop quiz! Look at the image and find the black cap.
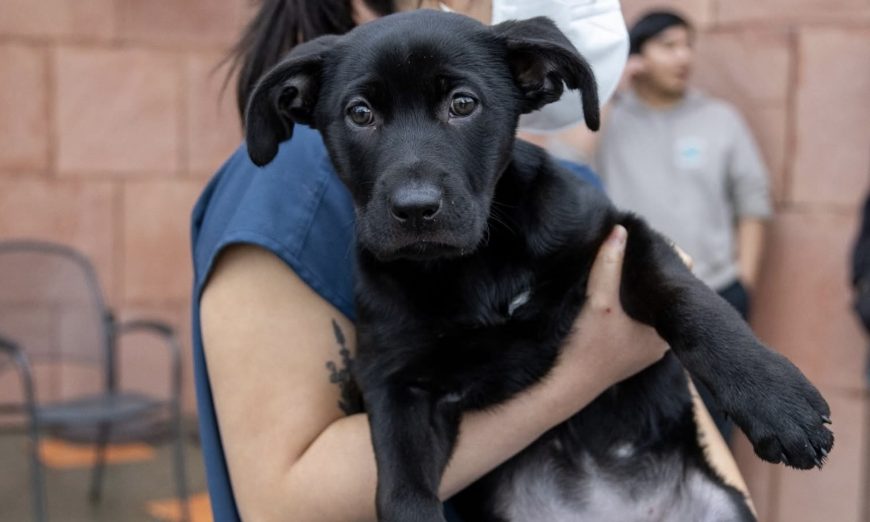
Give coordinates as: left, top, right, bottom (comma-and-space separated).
629, 11, 691, 55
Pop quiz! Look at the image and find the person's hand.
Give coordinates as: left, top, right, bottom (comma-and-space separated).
560, 225, 669, 395
616, 54, 645, 92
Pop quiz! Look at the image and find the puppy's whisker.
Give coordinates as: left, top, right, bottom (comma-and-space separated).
488, 207, 516, 235
491, 199, 518, 211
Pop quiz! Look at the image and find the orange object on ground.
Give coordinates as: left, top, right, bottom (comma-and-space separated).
38, 437, 154, 469
147, 492, 213, 522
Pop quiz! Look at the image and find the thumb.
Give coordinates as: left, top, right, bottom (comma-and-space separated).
586, 225, 627, 303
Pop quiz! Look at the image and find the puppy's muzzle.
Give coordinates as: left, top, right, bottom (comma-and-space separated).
390, 183, 443, 226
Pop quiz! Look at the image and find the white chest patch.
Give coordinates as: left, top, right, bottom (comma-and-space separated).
507, 289, 531, 317
494, 451, 745, 522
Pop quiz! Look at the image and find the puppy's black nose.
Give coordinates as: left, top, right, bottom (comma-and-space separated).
390, 185, 443, 223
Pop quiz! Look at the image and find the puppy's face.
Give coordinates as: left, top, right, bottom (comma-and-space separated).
246, 11, 599, 261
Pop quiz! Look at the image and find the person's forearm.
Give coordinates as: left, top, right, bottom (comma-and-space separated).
266, 357, 609, 522
737, 218, 766, 291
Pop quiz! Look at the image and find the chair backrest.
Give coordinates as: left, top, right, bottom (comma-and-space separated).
0, 240, 111, 403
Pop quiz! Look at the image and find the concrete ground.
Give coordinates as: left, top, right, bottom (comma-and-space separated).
0, 428, 209, 522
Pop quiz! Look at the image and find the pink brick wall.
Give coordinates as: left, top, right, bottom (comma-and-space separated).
0, 0, 247, 415
0, 1, 867, 520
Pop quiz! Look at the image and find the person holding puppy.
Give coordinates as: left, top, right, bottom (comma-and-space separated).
193, 1, 749, 521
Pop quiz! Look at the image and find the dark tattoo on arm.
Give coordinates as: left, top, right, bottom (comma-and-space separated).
326, 319, 364, 415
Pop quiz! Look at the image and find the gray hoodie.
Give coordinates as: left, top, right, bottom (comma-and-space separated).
596, 89, 772, 290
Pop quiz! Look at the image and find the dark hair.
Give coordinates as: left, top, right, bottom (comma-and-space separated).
227, 0, 396, 124
628, 10, 691, 55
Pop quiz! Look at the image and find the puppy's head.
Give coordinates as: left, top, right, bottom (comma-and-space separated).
245, 10, 599, 261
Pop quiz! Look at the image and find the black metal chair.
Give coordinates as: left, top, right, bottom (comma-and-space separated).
0, 240, 189, 522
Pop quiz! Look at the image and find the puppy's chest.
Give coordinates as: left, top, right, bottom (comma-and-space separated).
389, 267, 580, 344
363, 265, 584, 404
444, 254, 586, 326
401, 263, 545, 328
453, 271, 536, 327
358, 250, 587, 358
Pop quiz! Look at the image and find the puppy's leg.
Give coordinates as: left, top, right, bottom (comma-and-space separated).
364, 385, 460, 522
615, 214, 834, 470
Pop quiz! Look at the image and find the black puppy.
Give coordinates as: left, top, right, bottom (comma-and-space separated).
245, 10, 833, 522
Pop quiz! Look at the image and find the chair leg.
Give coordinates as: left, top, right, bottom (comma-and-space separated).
29, 424, 47, 522
89, 423, 111, 504
173, 403, 191, 522
16, 347, 47, 522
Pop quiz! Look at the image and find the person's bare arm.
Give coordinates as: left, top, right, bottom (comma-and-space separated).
200, 227, 668, 521
737, 217, 766, 291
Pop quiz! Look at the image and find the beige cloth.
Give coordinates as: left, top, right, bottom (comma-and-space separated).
689, 379, 756, 516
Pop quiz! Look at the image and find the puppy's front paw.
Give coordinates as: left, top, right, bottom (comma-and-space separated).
726, 350, 833, 470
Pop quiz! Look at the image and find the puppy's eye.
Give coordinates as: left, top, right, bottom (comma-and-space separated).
450, 95, 477, 117
347, 103, 374, 126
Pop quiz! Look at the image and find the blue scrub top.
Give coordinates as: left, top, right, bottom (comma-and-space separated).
190, 126, 601, 521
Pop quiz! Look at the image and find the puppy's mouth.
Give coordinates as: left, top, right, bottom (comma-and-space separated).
389, 240, 467, 261
356, 199, 486, 262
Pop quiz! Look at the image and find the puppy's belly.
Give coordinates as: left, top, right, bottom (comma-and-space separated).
493, 449, 744, 522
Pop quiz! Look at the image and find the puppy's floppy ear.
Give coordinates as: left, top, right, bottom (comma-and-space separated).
493, 17, 600, 131
244, 34, 339, 166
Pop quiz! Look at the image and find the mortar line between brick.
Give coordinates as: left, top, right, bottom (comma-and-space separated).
45, 42, 58, 176
711, 19, 870, 32
782, 27, 801, 208
114, 181, 125, 309
178, 51, 190, 176
0, 34, 236, 54
779, 203, 865, 216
